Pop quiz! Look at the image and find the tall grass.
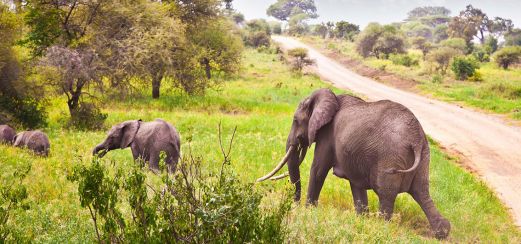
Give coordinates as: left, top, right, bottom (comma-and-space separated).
0, 49, 520, 242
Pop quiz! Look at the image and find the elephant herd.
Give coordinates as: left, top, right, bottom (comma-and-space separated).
0, 88, 450, 239
0, 125, 50, 156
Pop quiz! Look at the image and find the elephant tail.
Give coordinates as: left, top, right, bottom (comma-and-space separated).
386, 144, 422, 174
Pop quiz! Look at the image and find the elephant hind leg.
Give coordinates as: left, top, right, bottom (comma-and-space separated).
377, 191, 398, 221
165, 152, 178, 173
350, 183, 368, 214
409, 188, 450, 239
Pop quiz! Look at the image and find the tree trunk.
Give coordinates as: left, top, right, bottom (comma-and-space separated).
67, 90, 81, 116
152, 74, 162, 99
203, 58, 211, 79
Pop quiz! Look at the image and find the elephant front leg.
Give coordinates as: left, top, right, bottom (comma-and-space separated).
306, 144, 333, 206
350, 183, 368, 214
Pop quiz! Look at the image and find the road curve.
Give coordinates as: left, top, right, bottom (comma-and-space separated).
273, 36, 521, 226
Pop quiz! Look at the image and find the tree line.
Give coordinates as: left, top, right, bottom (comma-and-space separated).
1, 0, 243, 129
265, 2, 521, 81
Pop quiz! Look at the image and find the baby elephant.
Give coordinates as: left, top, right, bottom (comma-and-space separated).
0, 125, 16, 144
14, 130, 51, 156
93, 119, 180, 173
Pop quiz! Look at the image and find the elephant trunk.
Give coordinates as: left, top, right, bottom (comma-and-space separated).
92, 143, 108, 158
288, 144, 308, 202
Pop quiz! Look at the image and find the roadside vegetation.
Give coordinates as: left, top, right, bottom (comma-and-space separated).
291, 5, 521, 120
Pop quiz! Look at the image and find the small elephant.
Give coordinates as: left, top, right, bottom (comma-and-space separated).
93, 119, 181, 173
13, 130, 50, 156
258, 89, 450, 239
0, 125, 16, 144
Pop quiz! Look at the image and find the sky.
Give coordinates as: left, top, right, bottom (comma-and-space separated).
233, 0, 521, 28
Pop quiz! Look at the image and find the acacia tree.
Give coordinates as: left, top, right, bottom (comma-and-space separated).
334, 21, 359, 40
448, 5, 513, 45
267, 0, 318, 35
266, 0, 318, 21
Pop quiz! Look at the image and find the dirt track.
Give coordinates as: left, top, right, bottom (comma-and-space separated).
273, 36, 521, 226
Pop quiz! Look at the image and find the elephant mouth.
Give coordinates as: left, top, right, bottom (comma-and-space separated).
256, 143, 307, 182
93, 145, 108, 158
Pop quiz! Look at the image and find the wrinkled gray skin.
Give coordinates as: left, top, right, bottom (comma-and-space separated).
93, 119, 180, 173
13, 130, 50, 156
0, 125, 16, 144
269, 89, 450, 239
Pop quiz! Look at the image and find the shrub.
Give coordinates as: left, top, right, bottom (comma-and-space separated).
242, 19, 272, 48
269, 21, 282, 34
356, 23, 405, 58
492, 46, 521, 69
245, 31, 271, 48
468, 71, 483, 82
427, 47, 461, 74
68, 128, 292, 243
484, 36, 498, 54
451, 57, 478, 80
440, 38, 467, 53
0, 96, 47, 129
431, 73, 443, 83
390, 54, 419, 67
373, 32, 406, 59
68, 102, 107, 130
472, 47, 490, 62
287, 48, 315, 72
0, 164, 31, 242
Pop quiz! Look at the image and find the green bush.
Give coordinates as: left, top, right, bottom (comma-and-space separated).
493, 46, 521, 69
389, 54, 419, 67
426, 47, 461, 74
451, 57, 478, 80
244, 31, 271, 48
472, 48, 490, 62
0, 96, 47, 129
68, 131, 292, 243
440, 38, 467, 53
431, 73, 443, 83
356, 23, 405, 58
0, 164, 31, 242
287, 48, 315, 72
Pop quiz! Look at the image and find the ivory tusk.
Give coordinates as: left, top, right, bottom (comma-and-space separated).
256, 146, 294, 182
270, 172, 289, 181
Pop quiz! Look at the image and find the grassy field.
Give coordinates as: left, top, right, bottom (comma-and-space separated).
301, 36, 521, 120
1, 49, 520, 242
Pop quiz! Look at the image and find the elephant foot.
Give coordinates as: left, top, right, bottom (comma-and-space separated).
432, 217, 451, 240
305, 199, 318, 207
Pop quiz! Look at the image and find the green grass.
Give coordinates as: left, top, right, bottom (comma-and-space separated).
302, 36, 521, 120
1, 49, 520, 242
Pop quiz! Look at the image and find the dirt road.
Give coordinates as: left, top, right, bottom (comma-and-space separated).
273, 36, 521, 226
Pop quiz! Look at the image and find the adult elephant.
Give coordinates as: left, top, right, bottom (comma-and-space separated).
257, 89, 450, 239
93, 119, 181, 173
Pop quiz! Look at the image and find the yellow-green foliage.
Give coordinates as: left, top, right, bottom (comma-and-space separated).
1, 50, 520, 242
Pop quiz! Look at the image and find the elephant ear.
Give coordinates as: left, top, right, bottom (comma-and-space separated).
307, 89, 339, 145
120, 120, 140, 149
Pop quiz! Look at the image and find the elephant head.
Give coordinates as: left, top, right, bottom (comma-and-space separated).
93, 120, 141, 158
257, 89, 339, 201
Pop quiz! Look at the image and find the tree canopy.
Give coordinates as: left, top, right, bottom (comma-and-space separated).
266, 0, 318, 21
